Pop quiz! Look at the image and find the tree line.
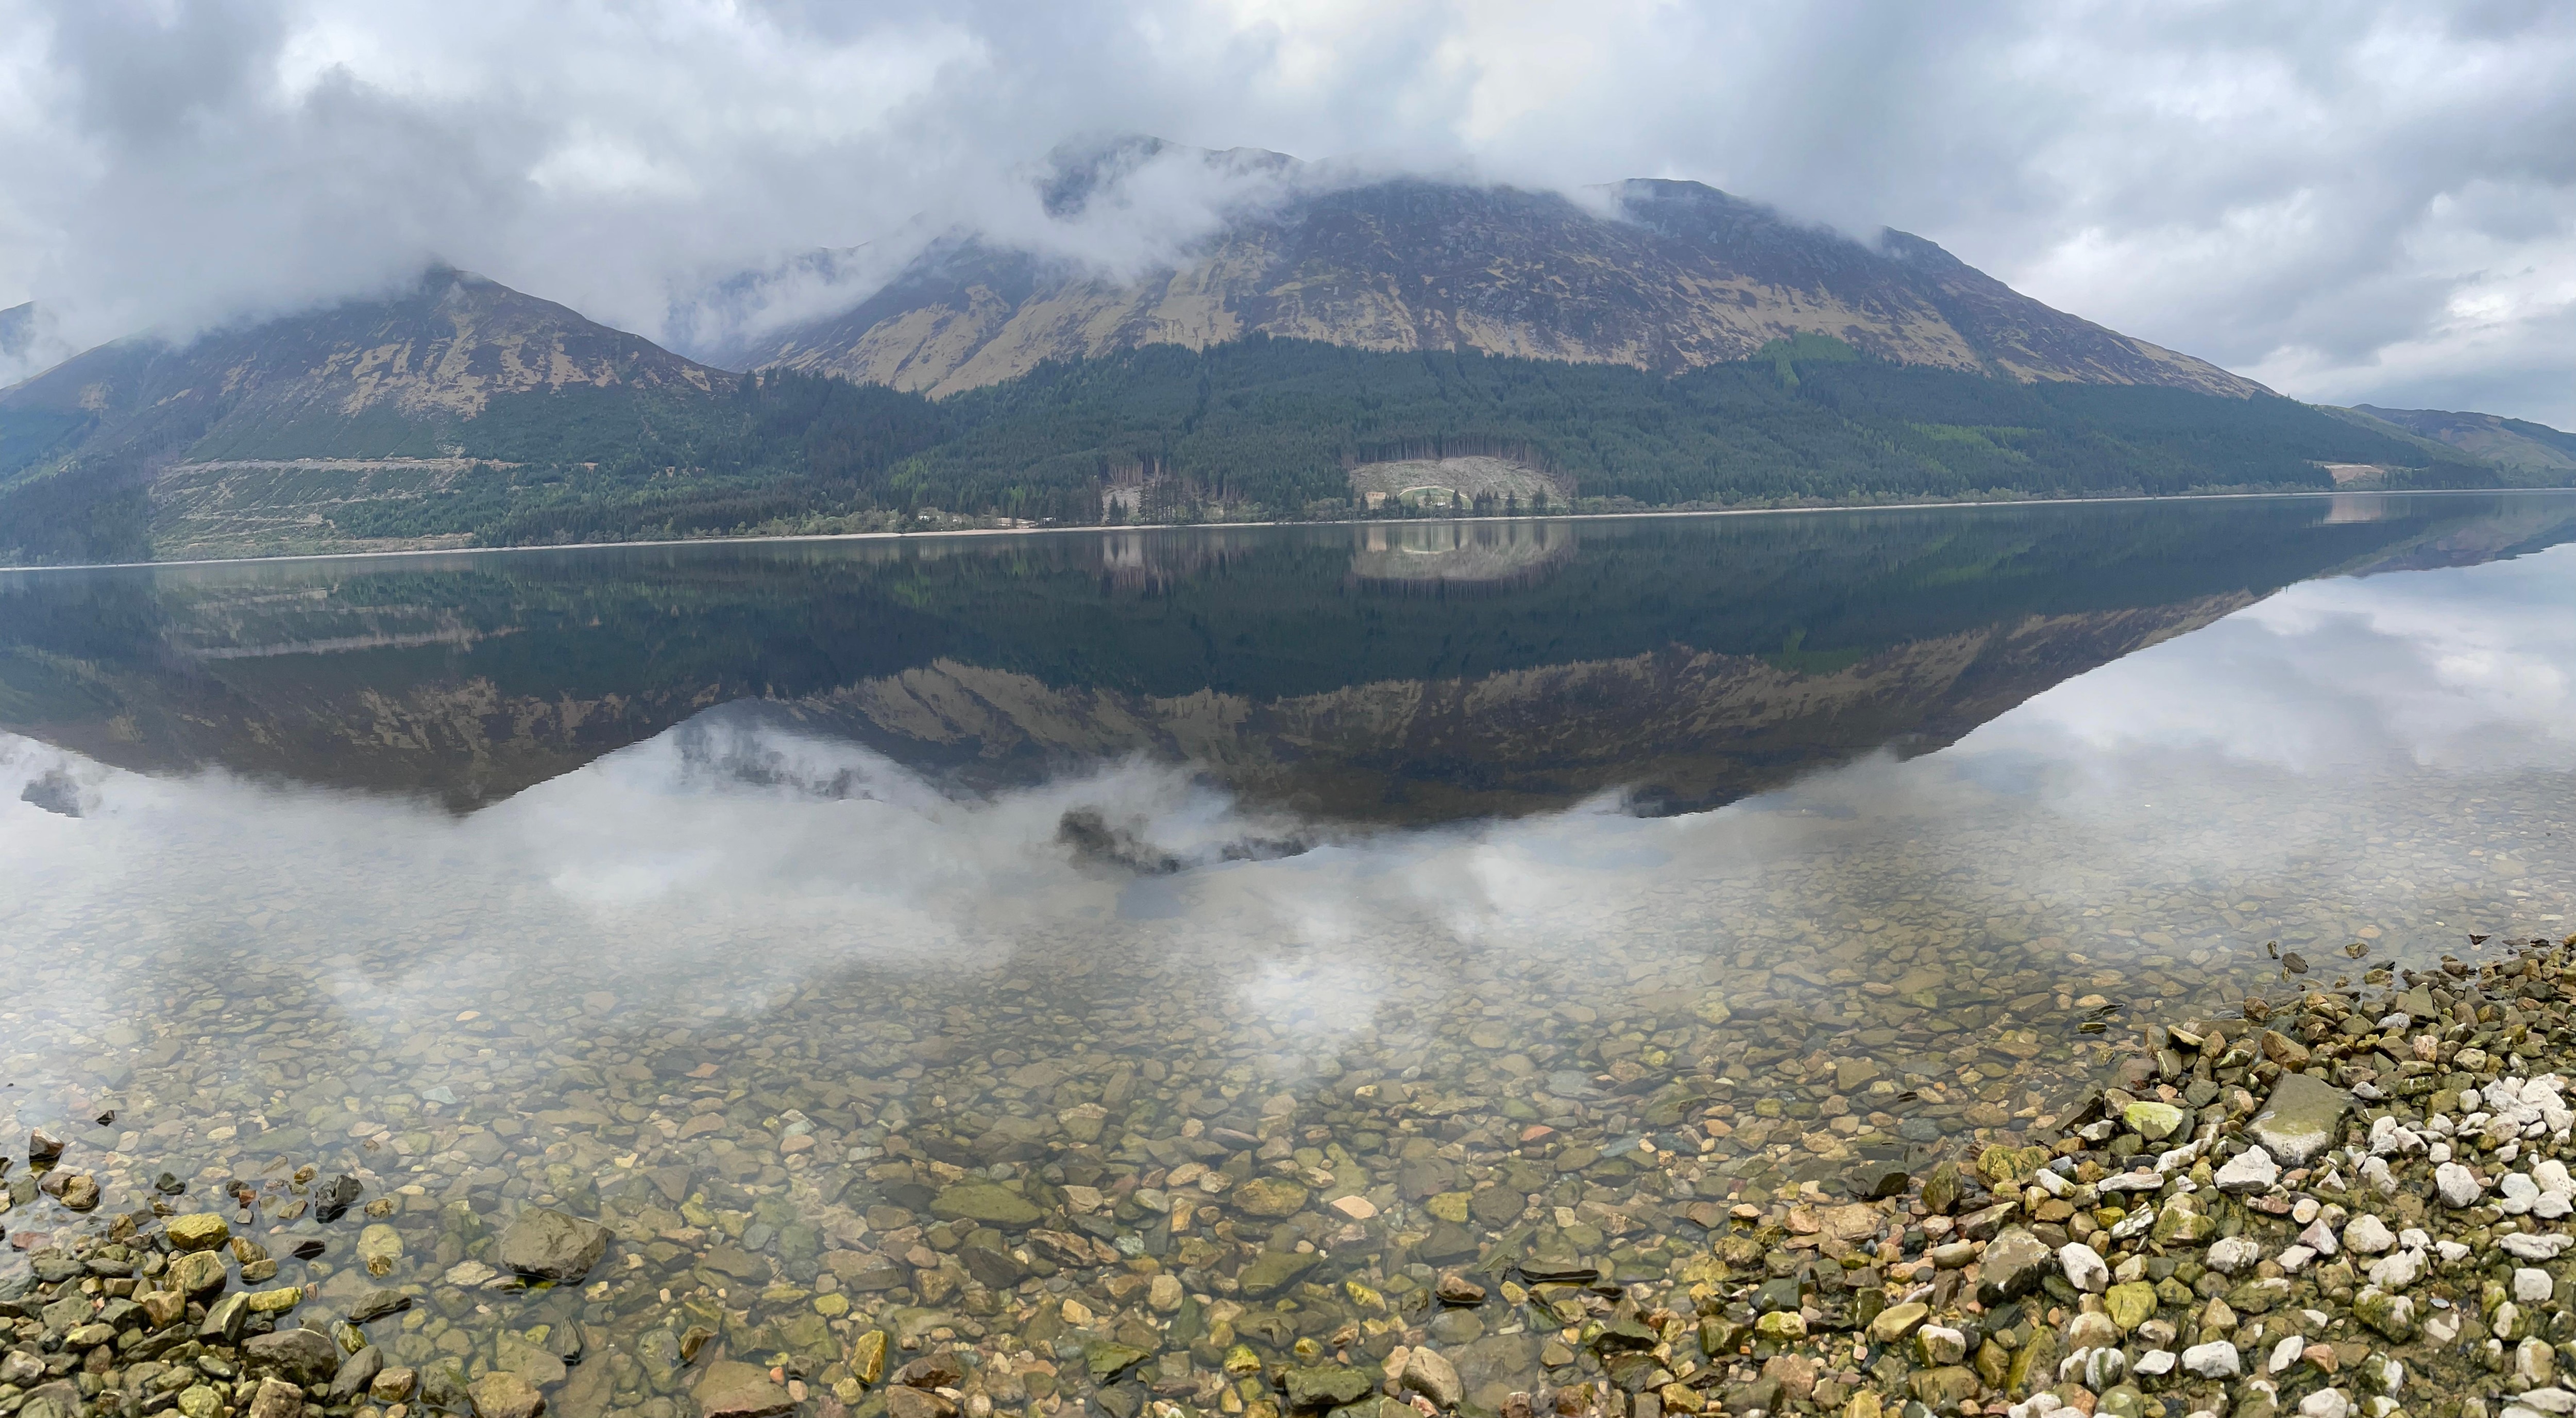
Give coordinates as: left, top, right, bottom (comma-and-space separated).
0, 335, 2505, 562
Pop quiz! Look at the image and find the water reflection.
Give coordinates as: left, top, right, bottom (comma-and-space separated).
7, 493, 2575, 820
0, 495, 2572, 1418
1346, 521, 1574, 594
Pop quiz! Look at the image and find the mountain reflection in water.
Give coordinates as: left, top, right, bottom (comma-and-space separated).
5, 495, 2576, 822
3, 496, 2575, 1418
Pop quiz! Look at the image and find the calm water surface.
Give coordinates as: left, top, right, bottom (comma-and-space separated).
3, 493, 2574, 1416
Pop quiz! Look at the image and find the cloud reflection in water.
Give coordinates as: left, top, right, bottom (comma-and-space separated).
1, 541, 2572, 1071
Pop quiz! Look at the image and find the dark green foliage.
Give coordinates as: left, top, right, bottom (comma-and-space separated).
0, 409, 91, 478
0, 456, 155, 565
0, 337, 2498, 563
875, 336, 2466, 513
319, 371, 959, 547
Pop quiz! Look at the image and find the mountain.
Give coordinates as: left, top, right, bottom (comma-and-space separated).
0, 267, 727, 477
0, 151, 2515, 567
2349, 404, 2576, 478
728, 150, 2266, 400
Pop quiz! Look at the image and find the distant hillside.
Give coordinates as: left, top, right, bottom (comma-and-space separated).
0, 268, 727, 478
727, 141, 2264, 400
2350, 404, 2576, 478
0, 181, 2514, 567
0, 328, 2487, 565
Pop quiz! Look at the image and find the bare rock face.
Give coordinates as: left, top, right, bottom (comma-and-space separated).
496, 1207, 611, 1282
732, 157, 2264, 402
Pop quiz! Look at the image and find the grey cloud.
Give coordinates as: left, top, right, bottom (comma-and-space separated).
47, 0, 287, 145
0, 0, 2569, 425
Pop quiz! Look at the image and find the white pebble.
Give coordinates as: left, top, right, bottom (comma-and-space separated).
2183, 1341, 2243, 1378
2208, 1235, 2264, 1274
2502, 1173, 2543, 1213
2300, 1217, 2342, 1255
2438, 1161, 2484, 1207
2518, 1268, 2556, 1303
2058, 1242, 2109, 1294
2215, 1145, 2280, 1193
2368, 1250, 2423, 1289
2343, 1214, 2396, 1254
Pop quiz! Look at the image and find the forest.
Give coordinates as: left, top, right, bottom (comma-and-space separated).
0, 335, 2501, 563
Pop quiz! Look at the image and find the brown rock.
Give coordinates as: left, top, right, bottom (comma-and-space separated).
1402, 1348, 1464, 1409
244, 1328, 344, 1388
893, 1354, 964, 1389
246, 1377, 306, 1418
496, 1208, 611, 1282
1762, 1355, 1818, 1403
2261, 1030, 2311, 1067
1434, 1273, 1487, 1306
1820, 1204, 1882, 1243
693, 1361, 795, 1418
886, 1388, 959, 1418
470, 1370, 547, 1418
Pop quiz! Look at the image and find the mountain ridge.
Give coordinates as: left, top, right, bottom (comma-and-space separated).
2350, 404, 2576, 477
0, 267, 727, 475
729, 160, 2267, 400
0, 148, 2547, 566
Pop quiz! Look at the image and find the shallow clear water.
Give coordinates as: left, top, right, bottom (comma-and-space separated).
2, 493, 2574, 1416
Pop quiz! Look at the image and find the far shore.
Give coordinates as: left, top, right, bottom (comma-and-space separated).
3, 483, 2568, 576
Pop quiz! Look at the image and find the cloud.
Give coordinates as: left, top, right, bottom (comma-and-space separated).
1980, 540, 2576, 775
0, 0, 2570, 424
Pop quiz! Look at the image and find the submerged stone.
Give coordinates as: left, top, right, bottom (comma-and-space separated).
693, 1360, 795, 1418
927, 1183, 1042, 1228
497, 1207, 611, 1281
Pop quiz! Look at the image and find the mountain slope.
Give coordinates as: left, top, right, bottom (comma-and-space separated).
0, 334, 2494, 566
2350, 404, 2576, 478
732, 157, 2266, 400
0, 268, 728, 477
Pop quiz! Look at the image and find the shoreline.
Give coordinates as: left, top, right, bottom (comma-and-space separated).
3, 929, 2569, 1418
3, 486, 2566, 577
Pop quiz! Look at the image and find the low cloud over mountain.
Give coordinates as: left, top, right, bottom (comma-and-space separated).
0, 3, 2570, 422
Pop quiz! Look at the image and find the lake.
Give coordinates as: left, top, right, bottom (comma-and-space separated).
3, 492, 2574, 1417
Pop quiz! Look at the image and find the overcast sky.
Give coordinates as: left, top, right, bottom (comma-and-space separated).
2, 0, 2570, 426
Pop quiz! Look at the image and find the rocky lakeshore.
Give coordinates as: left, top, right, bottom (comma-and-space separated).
1, 927, 2571, 1418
